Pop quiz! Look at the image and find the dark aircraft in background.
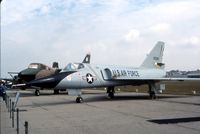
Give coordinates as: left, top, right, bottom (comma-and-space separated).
12, 53, 91, 96
10, 62, 61, 95
18, 62, 60, 83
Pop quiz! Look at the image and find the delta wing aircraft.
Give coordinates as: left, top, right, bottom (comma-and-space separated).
26, 41, 200, 103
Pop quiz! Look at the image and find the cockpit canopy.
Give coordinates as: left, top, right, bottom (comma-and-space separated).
62, 63, 85, 72
28, 63, 47, 70
28, 63, 40, 69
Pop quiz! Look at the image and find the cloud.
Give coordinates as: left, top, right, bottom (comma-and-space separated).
124, 29, 141, 42
184, 36, 200, 46
2, 0, 45, 25
149, 23, 171, 33
1, 0, 200, 77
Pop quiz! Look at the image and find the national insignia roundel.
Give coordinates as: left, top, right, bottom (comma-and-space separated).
86, 73, 94, 84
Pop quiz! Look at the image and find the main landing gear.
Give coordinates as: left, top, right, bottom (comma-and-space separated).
54, 89, 59, 94
107, 86, 115, 99
148, 83, 157, 99
76, 96, 83, 103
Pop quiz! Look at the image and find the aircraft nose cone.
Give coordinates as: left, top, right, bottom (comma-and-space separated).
18, 68, 39, 82
19, 68, 39, 75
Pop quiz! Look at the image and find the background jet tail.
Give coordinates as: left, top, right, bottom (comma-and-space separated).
52, 62, 59, 68
140, 41, 165, 69
82, 53, 91, 64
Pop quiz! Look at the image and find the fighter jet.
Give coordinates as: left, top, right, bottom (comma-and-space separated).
26, 41, 200, 103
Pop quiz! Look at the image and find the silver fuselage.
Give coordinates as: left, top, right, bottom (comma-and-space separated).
55, 63, 166, 89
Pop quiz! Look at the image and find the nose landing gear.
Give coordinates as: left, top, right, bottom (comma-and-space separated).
76, 96, 83, 103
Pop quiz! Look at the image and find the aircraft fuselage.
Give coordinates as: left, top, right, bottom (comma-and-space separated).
28, 63, 166, 90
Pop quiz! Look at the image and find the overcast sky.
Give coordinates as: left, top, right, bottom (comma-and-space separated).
1, 0, 200, 78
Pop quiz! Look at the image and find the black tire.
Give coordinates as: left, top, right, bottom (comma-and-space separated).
108, 92, 114, 99
107, 87, 115, 99
35, 90, 40, 96
150, 91, 156, 99
54, 90, 59, 94
76, 97, 83, 103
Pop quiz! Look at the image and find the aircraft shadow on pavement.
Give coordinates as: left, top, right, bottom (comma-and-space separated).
158, 99, 200, 106
19, 100, 76, 108
31, 101, 75, 107
148, 117, 200, 124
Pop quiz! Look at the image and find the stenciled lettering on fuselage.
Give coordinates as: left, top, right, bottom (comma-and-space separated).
111, 69, 140, 78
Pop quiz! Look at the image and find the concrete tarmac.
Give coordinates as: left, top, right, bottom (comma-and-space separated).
0, 98, 16, 134
1, 90, 200, 134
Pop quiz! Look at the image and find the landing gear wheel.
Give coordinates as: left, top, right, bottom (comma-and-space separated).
148, 83, 157, 100
54, 90, 59, 94
149, 91, 156, 99
108, 92, 114, 99
76, 96, 83, 103
35, 89, 40, 96
107, 87, 115, 99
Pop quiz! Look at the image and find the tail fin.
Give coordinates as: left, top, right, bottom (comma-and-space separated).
140, 41, 165, 69
82, 53, 91, 64
52, 62, 59, 68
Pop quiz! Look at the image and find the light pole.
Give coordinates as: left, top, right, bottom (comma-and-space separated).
0, 0, 2, 78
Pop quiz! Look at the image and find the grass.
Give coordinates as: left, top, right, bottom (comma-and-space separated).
116, 81, 200, 95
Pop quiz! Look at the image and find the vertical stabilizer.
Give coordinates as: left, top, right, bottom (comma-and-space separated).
52, 62, 59, 68
82, 53, 91, 64
140, 41, 165, 69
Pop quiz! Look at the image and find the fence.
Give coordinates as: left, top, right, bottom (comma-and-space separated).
4, 94, 29, 134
